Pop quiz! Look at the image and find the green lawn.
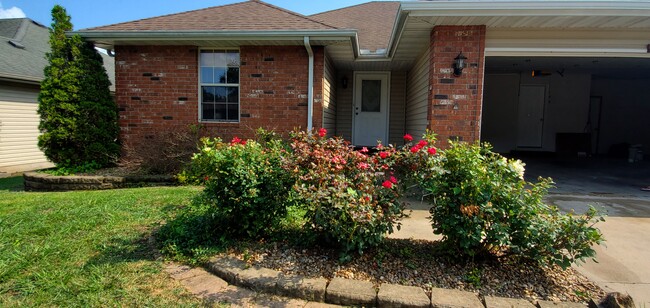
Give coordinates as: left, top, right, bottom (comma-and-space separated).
0, 177, 210, 307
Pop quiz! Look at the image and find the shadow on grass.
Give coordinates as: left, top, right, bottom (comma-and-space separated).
84, 232, 160, 267
0, 176, 25, 192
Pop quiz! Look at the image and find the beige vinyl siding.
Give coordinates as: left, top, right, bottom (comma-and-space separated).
336, 71, 353, 140
322, 54, 337, 135
389, 71, 407, 145
0, 82, 53, 173
405, 48, 430, 141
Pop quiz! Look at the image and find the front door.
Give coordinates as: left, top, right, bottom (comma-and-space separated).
353, 72, 389, 146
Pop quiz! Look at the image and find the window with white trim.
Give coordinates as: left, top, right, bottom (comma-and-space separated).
199, 49, 240, 121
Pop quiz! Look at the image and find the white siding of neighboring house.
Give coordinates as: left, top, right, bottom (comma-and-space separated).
405, 48, 430, 141
0, 82, 53, 174
322, 54, 337, 136
389, 71, 407, 145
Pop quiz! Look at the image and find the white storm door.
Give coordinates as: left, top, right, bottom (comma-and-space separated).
516, 85, 546, 148
353, 72, 389, 146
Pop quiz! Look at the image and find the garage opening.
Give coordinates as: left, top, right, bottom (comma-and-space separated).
482, 56, 650, 159
481, 56, 650, 194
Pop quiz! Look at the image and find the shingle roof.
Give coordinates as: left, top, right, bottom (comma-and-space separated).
0, 18, 115, 91
83, 0, 338, 32
0, 18, 50, 82
310, 1, 401, 52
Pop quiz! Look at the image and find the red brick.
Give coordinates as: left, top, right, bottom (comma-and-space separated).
428, 25, 485, 149
115, 45, 325, 156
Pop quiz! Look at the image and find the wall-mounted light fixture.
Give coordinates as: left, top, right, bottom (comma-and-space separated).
341, 76, 348, 89
453, 52, 467, 77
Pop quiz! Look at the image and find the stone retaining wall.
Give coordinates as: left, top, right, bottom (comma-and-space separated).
23, 172, 178, 191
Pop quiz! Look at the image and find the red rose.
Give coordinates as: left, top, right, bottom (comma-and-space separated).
410, 146, 420, 153
240, 139, 247, 145
379, 152, 389, 159
428, 147, 437, 155
360, 147, 369, 153
389, 176, 398, 184
403, 133, 413, 142
418, 140, 428, 147
382, 180, 393, 189
318, 128, 327, 138
230, 136, 241, 145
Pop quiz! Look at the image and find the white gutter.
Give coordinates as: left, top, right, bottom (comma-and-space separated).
304, 36, 314, 132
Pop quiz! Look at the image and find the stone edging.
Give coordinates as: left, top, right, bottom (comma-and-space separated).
206, 255, 587, 308
23, 171, 177, 191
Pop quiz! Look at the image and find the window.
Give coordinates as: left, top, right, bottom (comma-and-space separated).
200, 49, 240, 121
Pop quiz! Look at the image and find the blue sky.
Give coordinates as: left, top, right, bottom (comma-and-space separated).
0, 0, 391, 30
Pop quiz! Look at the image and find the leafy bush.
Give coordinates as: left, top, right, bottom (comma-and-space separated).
287, 129, 410, 258
421, 141, 604, 268
180, 136, 293, 239
38, 5, 119, 168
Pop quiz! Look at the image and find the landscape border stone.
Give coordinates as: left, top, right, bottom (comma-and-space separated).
484, 295, 536, 308
23, 171, 177, 191
202, 252, 596, 308
326, 277, 377, 306
377, 283, 431, 308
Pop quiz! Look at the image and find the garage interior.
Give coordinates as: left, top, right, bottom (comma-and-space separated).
481, 56, 650, 195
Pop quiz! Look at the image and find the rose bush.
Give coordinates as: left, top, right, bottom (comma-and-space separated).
287, 130, 409, 258
180, 136, 293, 239
420, 141, 604, 268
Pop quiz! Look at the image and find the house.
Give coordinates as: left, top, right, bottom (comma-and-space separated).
0, 18, 115, 175
74, 0, 650, 157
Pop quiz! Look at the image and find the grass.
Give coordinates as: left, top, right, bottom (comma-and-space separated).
0, 176, 214, 307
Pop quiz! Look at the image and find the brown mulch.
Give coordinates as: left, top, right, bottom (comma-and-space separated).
225, 239, 605, 304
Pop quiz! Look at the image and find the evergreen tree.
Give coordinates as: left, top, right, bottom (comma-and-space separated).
38, 5, 119, 168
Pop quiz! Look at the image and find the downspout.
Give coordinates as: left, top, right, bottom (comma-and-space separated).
304, 36, 314, 132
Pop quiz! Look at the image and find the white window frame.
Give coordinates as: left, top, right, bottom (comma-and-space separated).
198, 48, 241, 123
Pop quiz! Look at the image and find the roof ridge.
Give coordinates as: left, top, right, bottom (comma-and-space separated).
81, 0, 251, 31
82, 0, 339, 32
310, 1, 400, 18
13, 19, 30, 42
253, 0, 339, 29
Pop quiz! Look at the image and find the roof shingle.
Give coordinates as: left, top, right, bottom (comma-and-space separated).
83, 0, 338, 32
310, 1, 401, 52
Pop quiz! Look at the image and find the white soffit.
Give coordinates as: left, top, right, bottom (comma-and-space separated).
392, 1, 650, 63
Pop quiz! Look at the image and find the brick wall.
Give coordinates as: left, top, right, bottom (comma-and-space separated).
428, 25, 486, 149
114, 45, 324, 154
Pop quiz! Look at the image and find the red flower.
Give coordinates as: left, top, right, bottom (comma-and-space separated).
382, 180, 393, 189
389, 176, 398, 184
318, 128, 327, 138
410, 146, 421, 153
204, 176, 209, 181
360, 147, 369, 153
418, 140, 428, 147
230, 136, 241, 145
240, 139, 247, 145
403, 133, 413, 142
376, 144, 384, 149
428, 147, 437, 155
357, 162, 370, 169
379, 151, 389, 159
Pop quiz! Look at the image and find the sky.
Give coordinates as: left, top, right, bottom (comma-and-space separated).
0, 0, 393, 30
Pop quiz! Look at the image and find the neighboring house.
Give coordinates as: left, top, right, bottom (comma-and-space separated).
0, 18, 115, 175
75, 0, 650, 156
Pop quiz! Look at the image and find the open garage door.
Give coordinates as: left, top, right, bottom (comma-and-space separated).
482, 56, 650, 161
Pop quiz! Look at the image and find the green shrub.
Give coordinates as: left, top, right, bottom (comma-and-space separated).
180, 137, 293, 239
38, 5, 119, 168
287, 129, 410, 258
421, 141, 604, 268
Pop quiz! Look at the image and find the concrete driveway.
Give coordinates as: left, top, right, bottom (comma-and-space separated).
390, 157, 650, 306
